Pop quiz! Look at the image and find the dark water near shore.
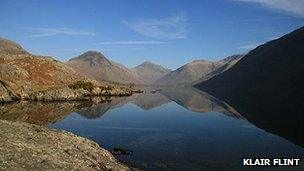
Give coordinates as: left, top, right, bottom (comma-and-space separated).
1, 88, 304, 170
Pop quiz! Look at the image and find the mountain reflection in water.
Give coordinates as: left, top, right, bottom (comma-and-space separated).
0, 88, 303, 170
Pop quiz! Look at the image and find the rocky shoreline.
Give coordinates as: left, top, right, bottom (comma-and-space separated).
0, 79, 132, 103
0, 119, 133, 171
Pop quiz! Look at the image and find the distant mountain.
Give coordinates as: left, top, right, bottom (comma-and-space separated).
132, 61, 171, 84
194, 26, 304, 89
66, 51, 242, 86
155, 55, 243, 85
67, 51, 142, 84
67, 53, 171, 85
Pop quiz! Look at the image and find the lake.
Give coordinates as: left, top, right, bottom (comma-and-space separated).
1, 88, 303, 170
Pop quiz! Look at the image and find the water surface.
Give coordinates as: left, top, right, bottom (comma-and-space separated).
50, 88, 304, 170
1, 88, 303, 170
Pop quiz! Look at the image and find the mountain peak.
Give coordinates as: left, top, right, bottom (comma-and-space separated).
135, 61, 170, 72
137, 61, 158, 67
78, 51, 106, 59
133, 61, 171, 84
142, 61, 154, 65
70, 51, 111, 66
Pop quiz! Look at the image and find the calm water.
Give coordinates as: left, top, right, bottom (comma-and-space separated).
1, 88, 303, 170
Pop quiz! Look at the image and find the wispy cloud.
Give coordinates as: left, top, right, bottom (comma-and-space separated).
95, 41, 167, 45
231, 0, 304, 17
24, 28, 97, 38
123, 14, 188, 39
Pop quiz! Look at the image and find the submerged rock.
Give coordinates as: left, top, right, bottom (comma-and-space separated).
112, 147, 133, 155
0, 120, 132, 170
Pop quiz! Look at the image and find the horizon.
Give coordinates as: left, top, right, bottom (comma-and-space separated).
0, 0, 303, 70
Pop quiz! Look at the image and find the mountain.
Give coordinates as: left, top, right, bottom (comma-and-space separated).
194, 27, 304, 89
67, 51, 142, 85
0, 38, 130, 102
0, 38, 79, 101
194, 27, 304, 146
132, 61, 171, 84
155, 54, 243, 85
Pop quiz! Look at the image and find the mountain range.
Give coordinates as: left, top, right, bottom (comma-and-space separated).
1, 26, 303, 101
67, 52, 172, 85
0, 36, 244, 103
67, 51, 243, 86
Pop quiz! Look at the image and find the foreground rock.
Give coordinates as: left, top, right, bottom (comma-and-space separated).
0, 120, 131, 170
0, 38, 131, 103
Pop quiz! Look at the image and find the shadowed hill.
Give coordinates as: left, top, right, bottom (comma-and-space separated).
195, 27, 304, 89
195, 26, 304, 147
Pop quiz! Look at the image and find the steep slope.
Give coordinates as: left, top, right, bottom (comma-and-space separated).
0, 38, 130, 102
192, 54, 244, 85
156, 55, 243, 85
205, 54, 244, 77
194, 27, 304, 146
67, 51, 142, 85
132, 61, 171, 84
195, 27, 304, 89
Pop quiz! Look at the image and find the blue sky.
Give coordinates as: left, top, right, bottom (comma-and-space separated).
0, 0, 303, 69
